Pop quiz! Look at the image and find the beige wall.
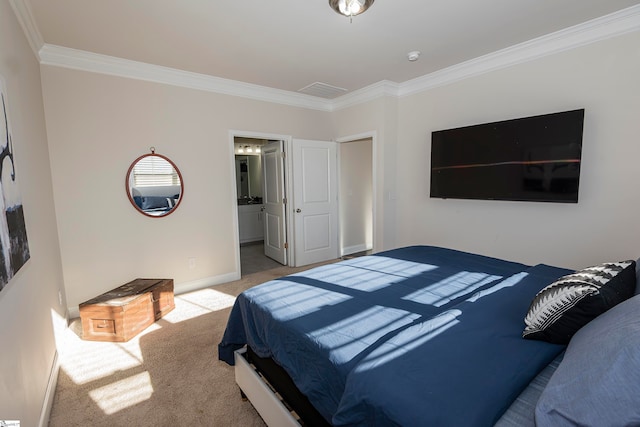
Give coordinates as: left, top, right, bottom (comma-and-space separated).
40, 67, 333, 309
0, 3, 66, 425
394, 31, 640, 269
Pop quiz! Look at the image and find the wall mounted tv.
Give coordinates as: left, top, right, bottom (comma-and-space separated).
430, 109, 584, 203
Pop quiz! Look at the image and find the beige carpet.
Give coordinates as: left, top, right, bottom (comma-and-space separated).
48, 262, 335, 427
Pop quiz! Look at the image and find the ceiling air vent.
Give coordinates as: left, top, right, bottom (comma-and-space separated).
298, 82, 347, 99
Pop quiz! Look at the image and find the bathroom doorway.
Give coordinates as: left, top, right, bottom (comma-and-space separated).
233, 136, 285, 275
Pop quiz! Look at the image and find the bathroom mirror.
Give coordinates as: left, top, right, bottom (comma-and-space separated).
235, 154, 262, 204
126, 149, 183, 217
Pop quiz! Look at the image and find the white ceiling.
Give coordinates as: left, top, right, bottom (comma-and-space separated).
24, 0, 640, 98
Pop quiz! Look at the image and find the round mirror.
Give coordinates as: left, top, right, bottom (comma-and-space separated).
126, 149, 183, 218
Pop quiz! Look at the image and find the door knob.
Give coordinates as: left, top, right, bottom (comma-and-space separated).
296, 208, 302, 213
260, 206, 265, 211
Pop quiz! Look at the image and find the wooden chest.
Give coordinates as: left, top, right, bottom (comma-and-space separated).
79, 278, 175, 342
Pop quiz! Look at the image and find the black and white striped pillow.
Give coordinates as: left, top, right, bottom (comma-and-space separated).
523, 261, 636, 344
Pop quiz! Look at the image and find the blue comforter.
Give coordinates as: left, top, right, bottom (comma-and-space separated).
218, 246, 570, 425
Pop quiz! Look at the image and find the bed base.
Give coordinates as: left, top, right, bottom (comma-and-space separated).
235, 345, 563, 427
234, 347, 330, 427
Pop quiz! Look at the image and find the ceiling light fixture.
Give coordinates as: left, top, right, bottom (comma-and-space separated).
329, 0, 375, 23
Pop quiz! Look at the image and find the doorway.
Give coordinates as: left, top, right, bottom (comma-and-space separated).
230, 130, 376, 277
233, 135, 285, 276
338, 137, 374, 257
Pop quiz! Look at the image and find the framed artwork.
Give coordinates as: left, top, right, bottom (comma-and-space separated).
0, 76, 30, 291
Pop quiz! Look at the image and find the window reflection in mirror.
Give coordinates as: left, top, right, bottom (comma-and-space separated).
126, 152, 183, 217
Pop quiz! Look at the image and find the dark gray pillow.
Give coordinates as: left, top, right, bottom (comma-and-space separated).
523, 261, 636, 344
535, 294, 640, 426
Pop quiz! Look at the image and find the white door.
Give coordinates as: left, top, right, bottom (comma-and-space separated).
261, 140, 287, 265
291, 139, 338, 267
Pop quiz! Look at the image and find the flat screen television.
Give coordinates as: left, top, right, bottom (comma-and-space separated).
430, 109, 584, 203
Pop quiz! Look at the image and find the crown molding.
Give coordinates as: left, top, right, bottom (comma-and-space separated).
38, 45, 333, 112
398, 4, 640, 98
22, 4, 640, 111
331, 80, 400, 111
9, 0, 44, 59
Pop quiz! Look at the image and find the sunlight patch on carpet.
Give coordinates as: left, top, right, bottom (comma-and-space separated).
161, 288, 236, 323
59, 286, 235, 391
88, 371, 153, 415
59, 319, 159, 385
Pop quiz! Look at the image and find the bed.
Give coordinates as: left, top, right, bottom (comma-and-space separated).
133, 194, 179, 215
219, 245, 640, 426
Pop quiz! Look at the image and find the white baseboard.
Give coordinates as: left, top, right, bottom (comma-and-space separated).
341, 244, 372, 257
67, 271, 242, 318
174, 271, 241, 295
38, 350, 59, 427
